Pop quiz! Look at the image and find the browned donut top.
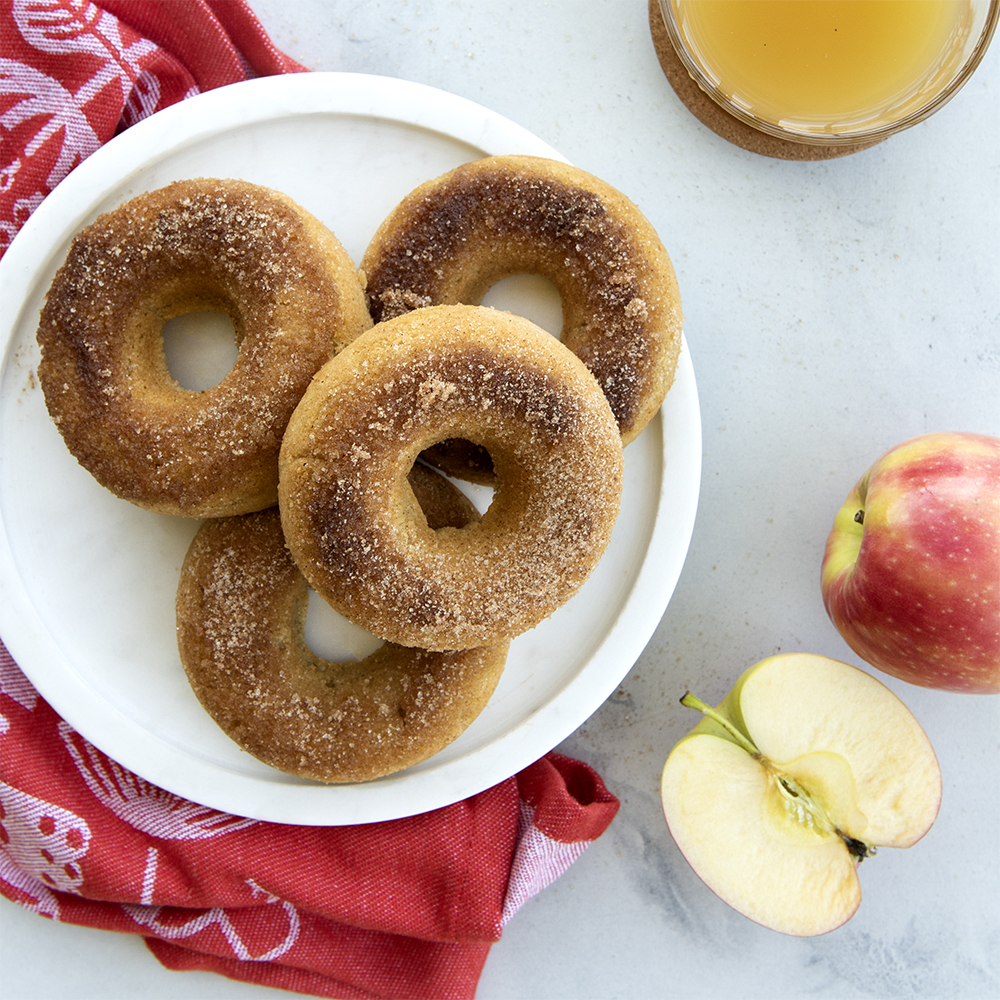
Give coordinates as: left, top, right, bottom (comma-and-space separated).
177, 492, 507, 783
279, 305, 624, 651
37, 177, 371, 516
361, 155, 683, 444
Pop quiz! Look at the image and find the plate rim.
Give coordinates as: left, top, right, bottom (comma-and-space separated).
0, 72, 701, 825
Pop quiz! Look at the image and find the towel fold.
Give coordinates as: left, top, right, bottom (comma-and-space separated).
1, 645, 619, 999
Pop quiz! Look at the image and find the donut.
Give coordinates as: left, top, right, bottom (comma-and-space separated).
278, 304, 624, 652
361, 154, 682, 481
176, 465, 508, 784
37, 178, 372, 517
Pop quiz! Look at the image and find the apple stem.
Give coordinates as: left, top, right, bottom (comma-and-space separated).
680, 692, 762, 757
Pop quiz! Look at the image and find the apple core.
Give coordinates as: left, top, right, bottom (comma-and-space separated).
680, 693, 874, 858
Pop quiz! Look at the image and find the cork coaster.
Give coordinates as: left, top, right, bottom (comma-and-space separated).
648, 0, 881, 160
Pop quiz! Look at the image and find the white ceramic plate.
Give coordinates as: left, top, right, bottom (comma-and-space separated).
0, 73, 700, 825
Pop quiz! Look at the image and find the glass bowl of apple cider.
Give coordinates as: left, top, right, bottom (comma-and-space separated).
659, 0, 998, 145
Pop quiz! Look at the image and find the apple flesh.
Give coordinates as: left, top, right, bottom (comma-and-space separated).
821, 431, 1000, 694
660, 653, 942, 936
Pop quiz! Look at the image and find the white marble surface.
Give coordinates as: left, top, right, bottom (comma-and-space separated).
2, 2, 998, 998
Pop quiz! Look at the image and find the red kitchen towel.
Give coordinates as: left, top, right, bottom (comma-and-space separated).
0, 644, 619, 999
1, 0, 305, 256
0, 4, 621, 998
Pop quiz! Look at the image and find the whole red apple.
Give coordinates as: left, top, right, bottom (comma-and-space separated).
821, 431, 1000, 694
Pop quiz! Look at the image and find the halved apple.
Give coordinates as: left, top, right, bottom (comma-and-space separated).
660, 653, 942, 936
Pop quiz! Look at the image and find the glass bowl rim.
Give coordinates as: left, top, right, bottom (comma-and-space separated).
657, 0, 1000, 146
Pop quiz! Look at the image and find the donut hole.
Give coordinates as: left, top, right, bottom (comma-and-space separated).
416, 439, 500, 494
412, 456, 495, 517
162, 310, 240, 391
447, 469, 494, 515
304, 589, 383, 663
479, 273, 563, 338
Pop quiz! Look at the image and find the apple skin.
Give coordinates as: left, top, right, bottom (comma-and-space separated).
821, 431, 1000, 694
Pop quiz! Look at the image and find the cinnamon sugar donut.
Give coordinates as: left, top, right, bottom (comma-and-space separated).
176, 465, 508, 784
278, 304, 624, 652
37, 178, 371, 517
361, 155, 682, 481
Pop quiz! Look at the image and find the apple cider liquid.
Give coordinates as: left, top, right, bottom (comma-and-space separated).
669, 0, 971, 133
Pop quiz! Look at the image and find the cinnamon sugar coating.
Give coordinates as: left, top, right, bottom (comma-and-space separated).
37, 178, 371, 517
278, 304, 624, 652
361, 155, 683, 468
176, 467, 507, 784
